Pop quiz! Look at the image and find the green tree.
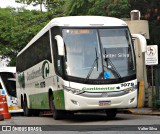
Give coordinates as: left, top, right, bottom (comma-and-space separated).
0, 7, 55, 66
46, 0, 65, 15
64, 0, 131, 17
64, 0, 91, 15
88, 0, 110, 16
0, 8, 16, 65
107, 0, 131, 18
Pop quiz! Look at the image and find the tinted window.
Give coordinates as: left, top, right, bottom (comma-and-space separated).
17, 31, 51, 72
0, 72, 16, 97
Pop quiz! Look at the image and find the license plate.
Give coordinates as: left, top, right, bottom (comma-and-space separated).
99, 100, 111, 106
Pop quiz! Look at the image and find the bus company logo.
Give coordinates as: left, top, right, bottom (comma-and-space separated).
26, 61, 50, 81
18, 72, 25, 88
82, 87, 116, 91
27, 68, 42, 81
42, 61, 50, 79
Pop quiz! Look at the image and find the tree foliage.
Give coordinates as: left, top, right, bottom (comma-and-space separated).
107, 0, 131, 18
64, 0, 131, 17
64, 0, 92, 15
0, 7, 55, 66
87, 0, 108, 16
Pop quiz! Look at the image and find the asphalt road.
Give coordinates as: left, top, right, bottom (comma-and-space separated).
0, 112, 160, 133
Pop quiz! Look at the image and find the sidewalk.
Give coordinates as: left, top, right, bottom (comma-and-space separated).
121, 108, 160, 116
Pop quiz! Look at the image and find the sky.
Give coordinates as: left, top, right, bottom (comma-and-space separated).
0, 0, 44, 10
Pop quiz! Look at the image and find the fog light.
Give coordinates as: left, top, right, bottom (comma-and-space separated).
71, 100, 79, 106
130, 97, 135, 103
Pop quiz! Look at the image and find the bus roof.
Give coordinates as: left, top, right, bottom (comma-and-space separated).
50, 16, 127, 27
0, 67, 16, 73
17, 16, 127, 56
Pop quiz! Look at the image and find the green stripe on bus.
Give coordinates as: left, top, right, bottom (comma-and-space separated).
29, 92, 49, 109
53, 90, 65, 110
29, 90, 65, 110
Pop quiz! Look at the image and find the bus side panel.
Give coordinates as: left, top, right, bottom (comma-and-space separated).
29, 92, 49, 109
16, 63, 57, 110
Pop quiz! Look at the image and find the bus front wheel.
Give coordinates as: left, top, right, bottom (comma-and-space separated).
49, 94, 62, 120
105, 109, 117, 120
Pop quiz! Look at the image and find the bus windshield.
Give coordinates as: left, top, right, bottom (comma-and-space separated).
62, 28, 135, 80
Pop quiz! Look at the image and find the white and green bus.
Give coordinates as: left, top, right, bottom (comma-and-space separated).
16, 16, 142, 119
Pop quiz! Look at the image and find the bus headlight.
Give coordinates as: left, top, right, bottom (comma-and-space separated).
63, 86, 85, 95
124, 85, 137, 93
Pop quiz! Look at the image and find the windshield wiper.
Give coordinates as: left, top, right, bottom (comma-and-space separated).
104, 49, 121, 78
85, 48, 99, 82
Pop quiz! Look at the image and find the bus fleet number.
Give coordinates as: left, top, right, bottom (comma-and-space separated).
121, 82, 134, 87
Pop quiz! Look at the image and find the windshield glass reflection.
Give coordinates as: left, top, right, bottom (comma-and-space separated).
62, 28, 135, 80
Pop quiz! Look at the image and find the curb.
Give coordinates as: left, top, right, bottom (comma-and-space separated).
120, 108, 160, 116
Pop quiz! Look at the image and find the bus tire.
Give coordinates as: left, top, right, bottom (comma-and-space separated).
23, 96, 32, 117
21, 95, 24, 109
49, 94, 62, 120
105, 109, 117, 120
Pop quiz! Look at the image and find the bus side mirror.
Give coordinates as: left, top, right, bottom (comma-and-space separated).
55, 35, 65, 56
132, 34, 147, 52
